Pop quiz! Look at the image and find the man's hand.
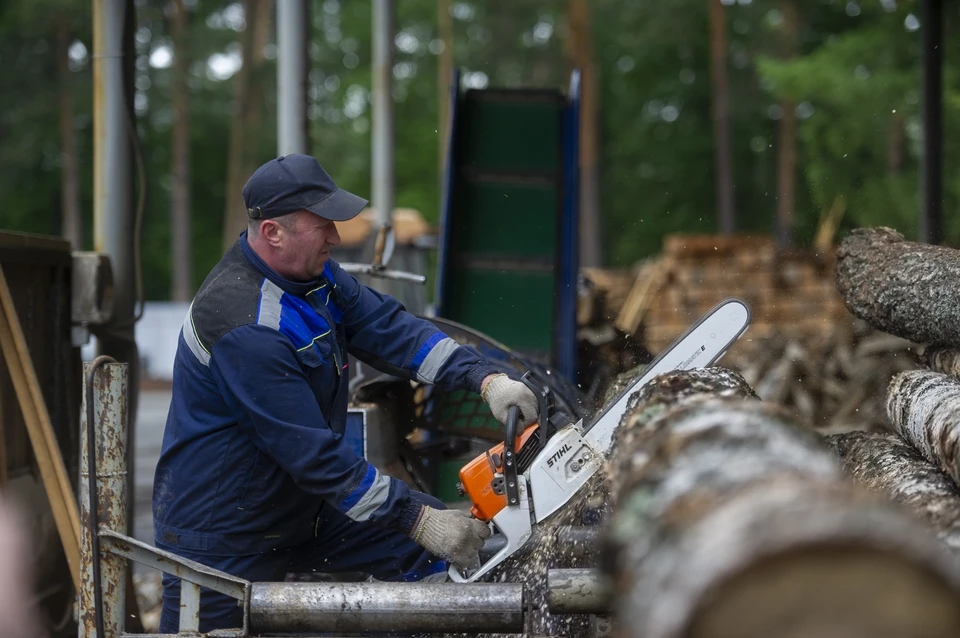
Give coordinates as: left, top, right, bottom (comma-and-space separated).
481, 373, 539, 426
409, 506, 491, 570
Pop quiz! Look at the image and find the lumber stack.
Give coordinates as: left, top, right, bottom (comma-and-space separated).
602, 367, 960, 638
636, 234, 848, 354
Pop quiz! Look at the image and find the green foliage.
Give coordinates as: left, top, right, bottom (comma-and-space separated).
1, 0, 959, 299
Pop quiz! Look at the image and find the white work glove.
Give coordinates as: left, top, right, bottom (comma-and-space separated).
482, 373, 539, 427
409, 506, 491, 570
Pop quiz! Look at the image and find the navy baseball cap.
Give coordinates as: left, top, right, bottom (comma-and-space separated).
242, 154, 368, 222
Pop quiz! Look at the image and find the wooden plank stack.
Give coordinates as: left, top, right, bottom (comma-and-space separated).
636, 233, 849, 354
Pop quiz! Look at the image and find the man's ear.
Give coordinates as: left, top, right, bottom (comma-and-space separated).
259, 220, 284, 247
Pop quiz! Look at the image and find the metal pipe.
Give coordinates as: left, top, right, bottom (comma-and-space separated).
547, 568, 610, 615
921, 0, 943, 244
249, 581, 525, 633
277, 0, 308, 155
556, 525, 602, 558
79, 361, 129, 638
371, 0, 394, 229
92, 0, 134, 323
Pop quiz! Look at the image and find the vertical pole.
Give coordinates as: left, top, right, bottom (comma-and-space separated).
92, 0, 134, 326
372, 0, 395, 230
708, 0, 735, 234
277, 0, 309, 156
921, 0, 943, 244
79, 362, 129, 638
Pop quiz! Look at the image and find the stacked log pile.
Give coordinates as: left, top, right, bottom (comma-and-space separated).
577, 233, 912, 430
602, 367, 960, 638
826, 227, 960, 557
722, 320, 915, 431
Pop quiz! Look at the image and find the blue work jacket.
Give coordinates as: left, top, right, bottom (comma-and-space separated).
152, 234, 499, 555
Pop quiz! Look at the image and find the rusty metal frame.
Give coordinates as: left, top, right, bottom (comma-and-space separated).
99, 531, 250, 637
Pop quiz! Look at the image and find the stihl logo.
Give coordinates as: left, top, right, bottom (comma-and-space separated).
546, 443, 573, 468
680, 344, 707, 369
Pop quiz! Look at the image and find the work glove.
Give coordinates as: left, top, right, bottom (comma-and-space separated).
409, 506, 491, 570
482, 373, 540, 427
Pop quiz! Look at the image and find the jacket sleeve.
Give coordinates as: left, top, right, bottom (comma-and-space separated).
326, 260, 502, 393
209, 324, 425, 532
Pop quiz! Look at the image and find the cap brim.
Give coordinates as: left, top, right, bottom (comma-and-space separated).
305, 188, 369, 222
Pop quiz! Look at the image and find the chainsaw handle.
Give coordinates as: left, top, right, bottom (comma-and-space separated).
503, 405, 520, 506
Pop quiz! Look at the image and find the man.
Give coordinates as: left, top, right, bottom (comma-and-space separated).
154, 154, 539, 632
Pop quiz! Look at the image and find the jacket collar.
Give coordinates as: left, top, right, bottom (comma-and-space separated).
239, 231, 321, 297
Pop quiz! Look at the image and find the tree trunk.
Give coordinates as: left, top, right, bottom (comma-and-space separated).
708, 0, 735, 234
835, 227, 960, 346
56, 15, 82, 249
437, 0, 452, 176
604, 369, 960, 638
566, 0, 601, 267
828, 430, 960, 551
221, 0, 273, 253
775, 0, 798, 247
170, 0, 192, 301
887, 369, 960, 487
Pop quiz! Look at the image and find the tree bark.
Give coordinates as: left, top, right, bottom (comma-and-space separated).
887, 369, 960, 487
56, 15, 82, 249
836, 227, 960, 346
566, 0, 601, 267
708, 0, 735, 234
437, 0, 452, 176
775, 0, 798, 247
221, 0, 273, 253
603, 369, 960, 638
170, 0, 193, 301
924, 346, 960, 377
828, 430, 960, 551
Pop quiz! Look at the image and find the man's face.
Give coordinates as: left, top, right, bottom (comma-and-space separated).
278, 210, 341, 280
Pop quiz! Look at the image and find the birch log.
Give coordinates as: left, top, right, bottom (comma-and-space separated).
887, 369, 960, 486
923, 346, 960, 377
605, 370, 960, 638
828, 430, 960, 551
836, 227, 960, 346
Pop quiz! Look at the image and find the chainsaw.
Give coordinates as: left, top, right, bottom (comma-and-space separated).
449, 297, 752, 582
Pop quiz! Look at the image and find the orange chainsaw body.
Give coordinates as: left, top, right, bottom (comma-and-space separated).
458, 423, 540, 521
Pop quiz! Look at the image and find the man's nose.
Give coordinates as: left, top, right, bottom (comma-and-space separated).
327, 222, 341, 246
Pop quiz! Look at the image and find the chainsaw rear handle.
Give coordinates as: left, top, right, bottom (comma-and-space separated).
503, 405, 520, 506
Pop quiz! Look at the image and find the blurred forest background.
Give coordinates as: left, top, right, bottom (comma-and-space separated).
0, 0, 958, 301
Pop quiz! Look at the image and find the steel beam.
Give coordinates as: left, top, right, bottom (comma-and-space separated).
249, 581, 524, 633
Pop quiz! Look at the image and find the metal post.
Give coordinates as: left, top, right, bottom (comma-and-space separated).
372, 0, 394, 229
249, 582, 525, 633
79, 362, 129, 638
921, 0, 943, 244
277, 0, 309, 156
92, 0, 139, 540
92, 0, 134, 331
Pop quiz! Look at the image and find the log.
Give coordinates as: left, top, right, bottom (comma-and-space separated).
923, 346, 960, 377
836, 227, 960, 346
827, 430, 960, 551
887, 369, 960, 486
604, 369, 960, 638
608, 367, 758, 504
